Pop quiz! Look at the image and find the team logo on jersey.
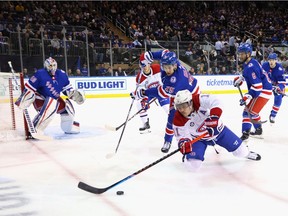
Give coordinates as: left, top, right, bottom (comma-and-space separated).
190, 122, 195, 127
233, 139, 239, 146
252, 72, 256, 79
248, 63, 253, 67
170, 76, 176, 83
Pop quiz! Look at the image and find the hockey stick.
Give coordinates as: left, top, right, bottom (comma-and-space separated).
78, 132, 208, 194
236, 85, 267, 124
114, 98, 135, 153
105, 97, 157, 131
8, 61, 51, 141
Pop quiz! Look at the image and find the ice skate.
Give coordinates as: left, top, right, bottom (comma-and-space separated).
139, 119, 151, 134
247, 151, 261, 161
269, 115, 275, 124
240, 130, 250, 141
161, 141, 171, 153
250, 127, 263, 139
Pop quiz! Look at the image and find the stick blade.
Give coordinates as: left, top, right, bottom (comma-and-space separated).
78, 182, 107, 194
31, 132, 53, 141
104, 124, 117, 131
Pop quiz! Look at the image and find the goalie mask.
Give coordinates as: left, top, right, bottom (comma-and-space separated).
44, 57, 57, 75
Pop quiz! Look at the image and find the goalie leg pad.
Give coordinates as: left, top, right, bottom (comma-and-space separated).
33, 97, 59, 132
60, 114, 80, 134
15, 88, 35, 109
60, 99, 80, 134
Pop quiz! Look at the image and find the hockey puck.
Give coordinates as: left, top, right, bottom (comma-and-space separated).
116, 191, 124, 195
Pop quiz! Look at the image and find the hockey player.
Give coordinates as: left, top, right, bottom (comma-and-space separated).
262, 53, 286, 123
233, 43, 272, 140
173, 90, 261, 172
131, 50, 200, 153
130, 53, 170, 134
15, 57, 85, 136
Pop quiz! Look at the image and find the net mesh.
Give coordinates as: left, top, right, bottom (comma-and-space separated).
0, 72, 26, 142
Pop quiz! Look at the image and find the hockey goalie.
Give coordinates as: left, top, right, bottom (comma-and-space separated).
15, 57, 85, 137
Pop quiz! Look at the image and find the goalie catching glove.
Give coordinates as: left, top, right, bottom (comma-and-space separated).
67, 89, 85, 105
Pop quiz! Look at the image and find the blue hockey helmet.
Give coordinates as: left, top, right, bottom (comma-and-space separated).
268, 53, 277, 60
160, 51, 177, 66
238, 43, 252, 54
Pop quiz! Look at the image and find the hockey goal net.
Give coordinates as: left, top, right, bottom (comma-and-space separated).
0, 72, 28, 141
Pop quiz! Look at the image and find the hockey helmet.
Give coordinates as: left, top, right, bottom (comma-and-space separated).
268, 53, 277, 60
161, 51, 178, 66
237, 43, 252, 54
174, 90, 192, 110
44, 57, 57, 73
139, 53, 150, 68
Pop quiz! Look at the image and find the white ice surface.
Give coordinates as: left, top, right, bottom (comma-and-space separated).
1, 94, 288, 216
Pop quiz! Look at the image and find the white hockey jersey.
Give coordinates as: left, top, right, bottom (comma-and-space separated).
173, 94, 224, 142
135, 64, 162, 90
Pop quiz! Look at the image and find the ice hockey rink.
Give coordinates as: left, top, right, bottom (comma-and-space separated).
1, 93, 288, 216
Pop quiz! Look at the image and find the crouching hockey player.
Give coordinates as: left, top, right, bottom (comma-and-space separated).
130, 53, 170, 134
15, 57, 85, 137
173, 90, 261, 172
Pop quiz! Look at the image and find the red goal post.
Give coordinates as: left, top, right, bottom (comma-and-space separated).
0, 72, 29, 140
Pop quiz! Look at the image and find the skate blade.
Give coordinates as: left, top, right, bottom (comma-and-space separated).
250, 134, 264, 139
140, 129, 151, 134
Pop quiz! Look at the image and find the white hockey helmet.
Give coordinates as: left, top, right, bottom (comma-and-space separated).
44, 57, 57, 73
174, 90, 192, 110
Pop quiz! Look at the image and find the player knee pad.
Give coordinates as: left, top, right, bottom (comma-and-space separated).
60, 114, 80, 134
33, 97, 58, 132
232, 143, 249, 158
184, 159, 202, 172
60, 99, 79, 134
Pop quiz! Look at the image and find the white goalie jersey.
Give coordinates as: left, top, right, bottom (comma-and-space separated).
173, 94, 224, 141
135, 64, 162, 90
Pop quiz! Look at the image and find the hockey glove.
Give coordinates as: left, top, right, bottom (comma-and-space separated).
141, 98, 150, 110
130, 89, 146, 100
233, 75, 245, 87
240, 94, 252, 106
144, 51, 154, 64
68, 89, 85, 105
272, 86, 282, 96
178, 138, 192, 155
204, 116, 220, 136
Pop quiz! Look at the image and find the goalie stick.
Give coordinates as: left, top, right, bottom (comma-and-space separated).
236, 85, 267, 124
105, 97, 157, 131
8, 61, 51, 141
78, 132, 208, 194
